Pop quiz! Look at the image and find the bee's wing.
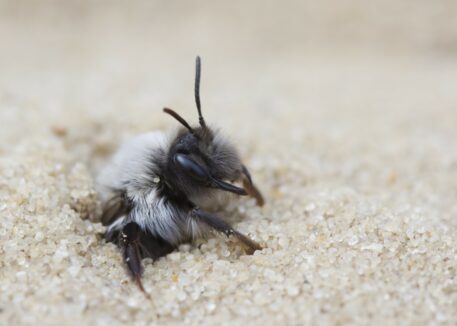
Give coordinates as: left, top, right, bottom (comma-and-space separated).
101, 194, 130, 226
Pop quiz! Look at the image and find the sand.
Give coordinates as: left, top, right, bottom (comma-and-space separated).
1, 1, 457, 325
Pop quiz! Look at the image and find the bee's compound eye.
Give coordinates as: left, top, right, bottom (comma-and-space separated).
174, 153, 208, 181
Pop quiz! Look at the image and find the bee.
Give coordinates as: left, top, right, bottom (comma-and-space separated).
97, 57, 264, 292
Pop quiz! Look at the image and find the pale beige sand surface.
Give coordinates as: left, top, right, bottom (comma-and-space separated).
1, 1, 457, 325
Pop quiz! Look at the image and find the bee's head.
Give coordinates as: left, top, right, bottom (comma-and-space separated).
163, 56, 246, 199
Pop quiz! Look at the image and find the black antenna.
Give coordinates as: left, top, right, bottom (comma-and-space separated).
195, 56, 206, 128
163, 108, 194, 133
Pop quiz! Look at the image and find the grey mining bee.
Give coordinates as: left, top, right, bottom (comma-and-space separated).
97, 57, 264, 292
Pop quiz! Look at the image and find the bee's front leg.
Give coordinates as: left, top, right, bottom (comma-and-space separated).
241, 165, 264, 206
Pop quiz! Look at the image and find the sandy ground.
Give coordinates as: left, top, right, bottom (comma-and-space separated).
1, 1, 457, 325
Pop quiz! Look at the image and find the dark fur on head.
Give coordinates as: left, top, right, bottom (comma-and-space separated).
163, 127, 243, 198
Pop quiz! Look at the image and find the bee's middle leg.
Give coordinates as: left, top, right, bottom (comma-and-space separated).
120, 223, 175, 294
190, 207, 262, 255
120, 222, 147, 294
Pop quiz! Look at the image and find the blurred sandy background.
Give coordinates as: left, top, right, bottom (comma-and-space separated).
1, 1, 456, 325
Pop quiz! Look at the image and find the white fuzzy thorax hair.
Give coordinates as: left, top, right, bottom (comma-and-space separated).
97, 130, 234, 245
